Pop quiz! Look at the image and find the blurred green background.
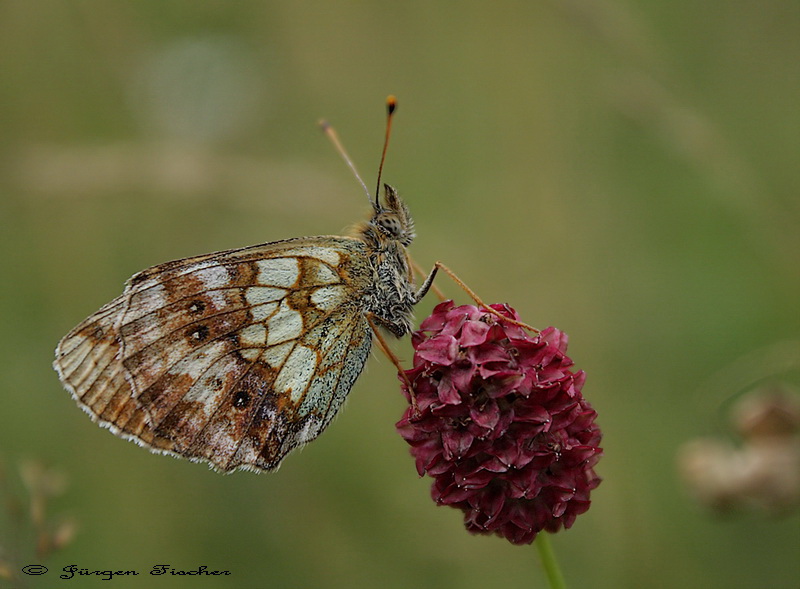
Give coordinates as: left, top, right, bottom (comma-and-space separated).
1, 2, 798, 588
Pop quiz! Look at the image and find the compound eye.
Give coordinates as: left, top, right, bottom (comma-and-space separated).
377, 215, 402, 238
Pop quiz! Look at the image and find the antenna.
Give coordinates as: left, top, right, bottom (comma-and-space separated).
319, 95, 397, 208
374, 95, 397, 207
319, 119, 371, 202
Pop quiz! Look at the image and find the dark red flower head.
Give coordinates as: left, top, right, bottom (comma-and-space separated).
396, 300, 602, 545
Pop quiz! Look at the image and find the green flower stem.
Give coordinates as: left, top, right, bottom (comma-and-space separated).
535, 533, 566, 589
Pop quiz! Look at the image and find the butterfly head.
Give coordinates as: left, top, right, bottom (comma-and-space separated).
369, 183, 415, 247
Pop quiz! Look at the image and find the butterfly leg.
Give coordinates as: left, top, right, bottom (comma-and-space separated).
366, 314, 420, 415
413, 264, 439, 302
417, 262, 539, 333
409, 256, 446, 302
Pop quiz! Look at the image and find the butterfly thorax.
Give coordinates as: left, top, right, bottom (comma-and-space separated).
354, 184, 417, 337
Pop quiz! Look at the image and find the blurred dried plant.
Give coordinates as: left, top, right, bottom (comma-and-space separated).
0, 459, 76, 587
678, 385, 800, 515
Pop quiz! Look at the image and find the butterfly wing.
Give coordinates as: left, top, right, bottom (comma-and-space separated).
54, 236, 373, 472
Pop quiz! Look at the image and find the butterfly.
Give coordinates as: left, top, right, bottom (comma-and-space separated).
53, 97, 438, 473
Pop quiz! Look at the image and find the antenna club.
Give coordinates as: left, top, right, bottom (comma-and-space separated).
386, 95, 397, 115
318, 119, 331, 131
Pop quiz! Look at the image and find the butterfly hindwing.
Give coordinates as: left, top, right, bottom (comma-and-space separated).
54, 236, 374, 472
223, 304, 372, 471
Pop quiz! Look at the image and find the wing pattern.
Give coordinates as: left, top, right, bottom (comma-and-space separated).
54, 236, 374, 472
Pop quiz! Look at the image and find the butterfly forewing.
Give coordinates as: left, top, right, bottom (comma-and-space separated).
54, 236, 375, 472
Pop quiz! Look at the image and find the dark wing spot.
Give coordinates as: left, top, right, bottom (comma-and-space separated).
188, 324, 210, 342
188, 300, 206, 314
233, 390, 250, 409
